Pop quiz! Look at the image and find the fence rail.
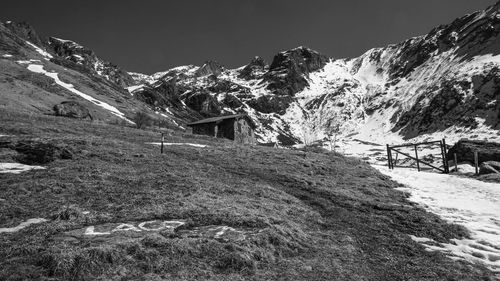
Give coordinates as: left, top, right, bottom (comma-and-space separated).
386, 139, 449, 173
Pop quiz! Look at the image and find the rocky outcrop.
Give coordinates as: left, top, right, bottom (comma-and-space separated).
0, 140, 74, 165
53, 101, 91, 119
263, 47, 329, 96
195, 60, 224, 77
4, 21, 45, 47
447, 139, 500, 164
183, 91, 222, 117
238, 56, 268, 80
247, 95, 294, 115
48, 37, 135, 87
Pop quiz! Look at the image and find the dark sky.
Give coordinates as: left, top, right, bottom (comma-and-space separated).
0, 0, 496, 74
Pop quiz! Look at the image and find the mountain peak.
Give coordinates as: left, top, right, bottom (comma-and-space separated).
195, 60, 224, 77
4, 20, 44, 47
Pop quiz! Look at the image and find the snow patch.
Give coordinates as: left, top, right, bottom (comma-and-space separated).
2, 54, 13, 58
25, 41, 53, 60
25, 64, 134, 124
375, 166, 500, 272
127, 84, 145, 94
147, 142, 207, 148
0, 163, 45, 174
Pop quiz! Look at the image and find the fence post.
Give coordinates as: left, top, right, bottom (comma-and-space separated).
454, 153, 458, 173
386, 144, 392, 169
474, 151, 479, 175
442, 139, 449, 173
414, 145, 420, 172
161, 133, 164, 154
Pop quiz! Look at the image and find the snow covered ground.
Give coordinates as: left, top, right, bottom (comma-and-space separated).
147, 142, 207, 148
0, 163, 45, 174
0, 218, 47, 234
374, 165, 500, 273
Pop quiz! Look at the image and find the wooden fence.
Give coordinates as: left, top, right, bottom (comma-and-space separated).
386, 139, 450, 173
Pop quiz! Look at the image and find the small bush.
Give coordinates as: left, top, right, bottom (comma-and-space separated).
133, 111, 153, 129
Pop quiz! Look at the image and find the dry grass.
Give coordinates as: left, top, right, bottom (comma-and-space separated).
0, 110, 495, 280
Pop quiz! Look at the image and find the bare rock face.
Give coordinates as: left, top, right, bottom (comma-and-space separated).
4, 21, 45, 47
184, 91, 222, 117
195, 60, 224, 77
47, 37, 135, 87
53, 101, 91, 119
447, 139, 500, 164
238, 56, 268, 80
263, 47, 329, 96
247, 95, 294, 115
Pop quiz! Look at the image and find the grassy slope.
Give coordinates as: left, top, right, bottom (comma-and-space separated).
0, 110, 495, 281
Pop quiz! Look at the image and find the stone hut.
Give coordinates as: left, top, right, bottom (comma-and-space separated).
186, 114, 256, 144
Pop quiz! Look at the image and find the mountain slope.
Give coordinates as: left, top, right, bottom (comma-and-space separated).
128, 1, 500, 146
0, 20, 190, 129
2, 1, 500, 146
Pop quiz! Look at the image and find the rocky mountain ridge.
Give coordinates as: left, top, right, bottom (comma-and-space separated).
2, 1, 500, 146
127, 1, 500, 145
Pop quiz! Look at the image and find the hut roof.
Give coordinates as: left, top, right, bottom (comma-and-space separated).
186, 114, 257, 129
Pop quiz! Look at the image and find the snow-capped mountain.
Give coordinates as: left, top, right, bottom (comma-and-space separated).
127, 1, 500, 146
47, 37, 135, 88
1, 1, 500, 146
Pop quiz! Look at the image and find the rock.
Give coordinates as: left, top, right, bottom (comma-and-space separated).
263, 46, 329, 96
479, 161, 500, 175
195, 60, 224, 77
5, 21, 45, 48
446, 139, 500, 165
53, 101, 91, 119
247, 95, 294, 115
238, 56, 268, 80
184, 91, 222, 117
14, 140, 74, 164
47, 37, 135, 87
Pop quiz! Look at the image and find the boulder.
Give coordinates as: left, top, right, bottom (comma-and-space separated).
479, 161, 500, 175
446, 139, 500, 165
53, 101, 91, 119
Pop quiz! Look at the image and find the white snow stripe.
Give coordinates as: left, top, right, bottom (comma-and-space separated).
25, 64, 134, 124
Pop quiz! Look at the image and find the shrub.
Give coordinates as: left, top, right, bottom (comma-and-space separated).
132, 111, 153, 129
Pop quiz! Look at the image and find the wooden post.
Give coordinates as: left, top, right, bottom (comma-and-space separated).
454, 153, 458, 173
442, 139, 449, 173
414, 145, 420, 172
386, 144, 392, 169
161, 133, 164, 154
474, 151, 479, 175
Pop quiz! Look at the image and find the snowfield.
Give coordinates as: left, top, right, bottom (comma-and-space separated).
374, 165, 500, 273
